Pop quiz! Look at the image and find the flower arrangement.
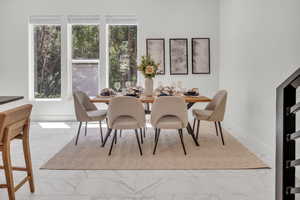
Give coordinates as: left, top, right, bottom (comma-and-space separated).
137, 56, 158, 78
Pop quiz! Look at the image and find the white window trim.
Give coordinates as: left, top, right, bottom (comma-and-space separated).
28, 16, 64, 101
29, 15, 139, 101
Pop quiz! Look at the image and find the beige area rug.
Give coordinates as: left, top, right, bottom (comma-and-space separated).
41, 122, 269, 170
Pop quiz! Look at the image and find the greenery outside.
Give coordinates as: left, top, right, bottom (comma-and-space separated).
108, 25, 137, 91
72, 25, 99, 59
33, 24, 137, 98
34, 25, 61, 98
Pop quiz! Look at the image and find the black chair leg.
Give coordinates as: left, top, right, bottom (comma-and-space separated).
102, 128, 112, 147
154, 128, 157, 143
84, 122, 88, 136
217, 122, 225, 145
153, 129, 161, 155
140, 128, 144, 144
119, 130, 122, 137
214, 122, 219, 136
192, 118, 196, 132
115, 129, 117, 144
108, 130, 117, 156
143, 128, 146, 138
75, 122, 82, 145
99, 121, 104, 144
196, 120, 200, 140
178, 129, 187, 155
135, 129, 143, 156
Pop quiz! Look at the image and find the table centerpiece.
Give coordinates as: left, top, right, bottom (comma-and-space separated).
137, 56, 159, 97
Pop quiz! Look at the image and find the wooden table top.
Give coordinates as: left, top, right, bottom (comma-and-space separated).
0, 96, 24, 105
91, 94, 211, 104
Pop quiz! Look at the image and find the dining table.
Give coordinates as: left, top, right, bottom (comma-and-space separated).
91, 94, 211, 146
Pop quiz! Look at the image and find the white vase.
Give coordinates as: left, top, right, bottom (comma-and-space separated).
144, 78, 153, 96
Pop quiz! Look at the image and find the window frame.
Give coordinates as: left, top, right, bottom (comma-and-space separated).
106, 23, 138, 90
68, 22, 101, 97
29, 17, 64, 101
29, 15, 139, 100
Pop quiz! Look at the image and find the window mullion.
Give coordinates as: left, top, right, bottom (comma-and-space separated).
99, 20, 107, 90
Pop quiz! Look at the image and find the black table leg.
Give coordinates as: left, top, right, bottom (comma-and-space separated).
186, 102, 199, 146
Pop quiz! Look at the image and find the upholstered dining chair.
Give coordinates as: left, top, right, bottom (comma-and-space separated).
73, 91, 107, 145
0, 104, 35, 200
106, 96, 145, 156
192, 90, 227, 145
151, 96, 188, 155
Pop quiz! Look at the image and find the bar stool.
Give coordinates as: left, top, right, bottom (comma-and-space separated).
0, 104, 35, 200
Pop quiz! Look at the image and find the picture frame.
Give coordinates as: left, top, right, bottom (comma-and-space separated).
169, 38, 188, 75
146, 38, 165, 75
192, 38, 210, 74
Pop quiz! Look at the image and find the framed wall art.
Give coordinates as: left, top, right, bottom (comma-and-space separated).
169, 38, 188, 75
192, 38, 210, 74
146, 38, 165, 75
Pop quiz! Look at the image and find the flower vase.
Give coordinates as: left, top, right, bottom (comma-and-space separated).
144, 78, 153, 96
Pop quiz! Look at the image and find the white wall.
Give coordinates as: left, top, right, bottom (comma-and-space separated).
219, 0, 300, 171
0, 0, 220, 120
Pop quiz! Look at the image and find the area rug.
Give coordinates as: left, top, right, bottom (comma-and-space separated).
41, 122, 269, 170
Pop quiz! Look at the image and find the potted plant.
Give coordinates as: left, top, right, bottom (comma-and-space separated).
137, 56, 158, 96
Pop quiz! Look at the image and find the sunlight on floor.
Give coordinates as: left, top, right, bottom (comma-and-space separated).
39, 122, 71, 129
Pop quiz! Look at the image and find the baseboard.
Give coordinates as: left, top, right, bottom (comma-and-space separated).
222, 120, 274, 168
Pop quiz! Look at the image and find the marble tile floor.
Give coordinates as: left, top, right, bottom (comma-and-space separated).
0, 122, 275, 200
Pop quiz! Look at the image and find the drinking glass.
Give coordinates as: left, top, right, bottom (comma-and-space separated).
114, 82, 121, 92
125, 81, 131, 89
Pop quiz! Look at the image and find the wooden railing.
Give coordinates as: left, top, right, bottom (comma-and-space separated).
276, 68, 300, 200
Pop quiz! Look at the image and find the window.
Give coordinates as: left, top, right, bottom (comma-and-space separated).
32, 25, 61, 99
29, 16, 138, 99
71, 24, 100, 96
108, 25, 137, 91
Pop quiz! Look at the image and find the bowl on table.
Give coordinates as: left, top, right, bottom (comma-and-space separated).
156, 86, 176, 97
124, 87, 142, 98
100, 88, 116, 97
184, 88, 199, 96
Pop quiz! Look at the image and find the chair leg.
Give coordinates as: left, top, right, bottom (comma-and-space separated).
115, 129, 117, 144
143, 128, 146, 138
218, 122, 225, 145
99, 121, 104, 145
154, 128, 158, 143
102, 128, 112, 147
192, 118, 196, 132
134, 129, 143, 156
196, 120, 200, 140
119, 130, 122, 137
178, 129, 187, 155
108, 130, 117, 156
75, 122, 82, 145
22, 125, 35, 193
84, 122, 88, 136
214, 122, 219, 136
140, 128, 144, 144
153, 129, 161, 155
2, 140, 16, 200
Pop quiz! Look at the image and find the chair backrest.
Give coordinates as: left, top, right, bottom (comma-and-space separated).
205, 90, 228, 121
73, 91, 97, 121
107, 96, 145, 128
0, 104, 32, 143
151, 96, 188, 128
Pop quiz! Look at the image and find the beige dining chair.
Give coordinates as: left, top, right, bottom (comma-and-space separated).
151, 96, 188, 155
106, 96, 145, 156
0, 104, 35, 200
73, 91, 107, 145
192, 90, 227, 145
